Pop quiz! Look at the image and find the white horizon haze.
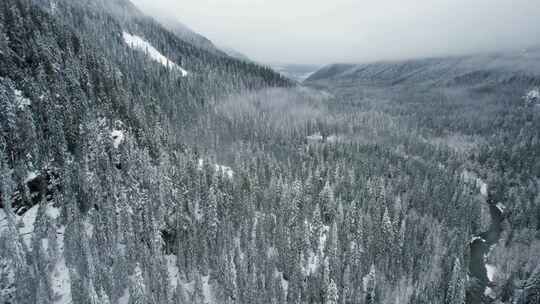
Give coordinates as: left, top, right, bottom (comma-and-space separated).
131, 0, 540, 65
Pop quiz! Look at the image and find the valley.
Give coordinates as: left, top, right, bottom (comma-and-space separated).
0, 1, 539, 304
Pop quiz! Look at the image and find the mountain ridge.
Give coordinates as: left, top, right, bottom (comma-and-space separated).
307, 49, 540, 89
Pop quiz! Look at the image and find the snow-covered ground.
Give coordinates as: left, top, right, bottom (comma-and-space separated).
14, 89, 31, 109
46, 204, 60, 220
0, 209, 8, 234
300, 223, 329, 276
470, 236, 486, 244
307, 133, 343, 144
25, 171, 38, 184
496, 203, 506, 214
111, 129, 125, 149
484, 286, 496, 299
318, 225, 330, 255
305, 250, 319, 275
274, 270, 289, 297
197, 158, 234, 179
215, 164, 234, 179
307, 133, 323, 143
165, 255, 180, 290
486, 264, 497, 281
201, 275, 216, 304
51, 225, 72, 304
524, 88, 540, 105
118, 287, 130, 304
326, 135, 341, 143
0, 202, 72, 304
1, 203, 39, 248
20, 205, 39, 250
84, 219, 94, 238
166, 254, 217, 303
461, 170, 487, 197
123, 32, 188, 76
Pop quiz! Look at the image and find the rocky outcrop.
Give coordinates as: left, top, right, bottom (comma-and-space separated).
0, 169, 60, 215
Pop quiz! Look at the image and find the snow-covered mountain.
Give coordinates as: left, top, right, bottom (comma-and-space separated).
122, 31, 189, 76
0, 0, 289, 303
154, 16, 227, 56
220, 46, 252, 62
307, 49, 540, 89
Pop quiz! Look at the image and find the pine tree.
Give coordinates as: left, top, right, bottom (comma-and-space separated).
365, 264, 377, 304
523, 264, 540, 304
173, 278, 188, 304
192, 271, 205, 304
320, 182, 336, 224
325, 279, 338, 304
446, 258, 465, 304
99, 289, 111, 304
129, 265, 147, 304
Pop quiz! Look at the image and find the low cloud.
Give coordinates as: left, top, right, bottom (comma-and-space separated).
132, 0, 540, 64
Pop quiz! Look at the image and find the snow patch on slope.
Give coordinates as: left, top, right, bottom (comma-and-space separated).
111, 130, 125, 149
307, 133, 323, 143
486, 264, 497, 282
461, 170, 488, 196
484, 286, 496, 299
319, 225, 330, 255
305, 250, 319, 275
496, 203, 506, 214
118, 287, 130, 304
215, 164, 234, 179
14, 89, 31, 109
46, 204, 61, 220
470, 236, 486, 244
51, 226, 72, 304
165, 255, 180, 289
1, 203, 60, 248
198, 158, 234, 179
274, 270, 289, 297
524, 88, 540, 105
0, 209, 8, 234
84, 220, 94, 238
25, 171, 38, 183
20, 205, 39, 250
201, 275, 216, 304
123, 32, 188, 76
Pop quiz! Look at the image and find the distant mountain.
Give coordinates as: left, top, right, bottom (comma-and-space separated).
270, 63, 322, 83
307, 50, 540, 89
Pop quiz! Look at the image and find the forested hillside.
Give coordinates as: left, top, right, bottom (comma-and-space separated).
0, 1, 539, 304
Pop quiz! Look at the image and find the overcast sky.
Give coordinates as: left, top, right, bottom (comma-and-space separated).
131, 0, 540, 65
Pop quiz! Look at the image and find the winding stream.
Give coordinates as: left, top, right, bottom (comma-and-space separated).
466, 174, 506, 304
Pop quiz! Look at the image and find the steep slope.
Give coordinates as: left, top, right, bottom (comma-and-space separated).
220, 46, 251, 62
0, 0, 290, 303
144, 11, 253, 63
154, 15, 227, 57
